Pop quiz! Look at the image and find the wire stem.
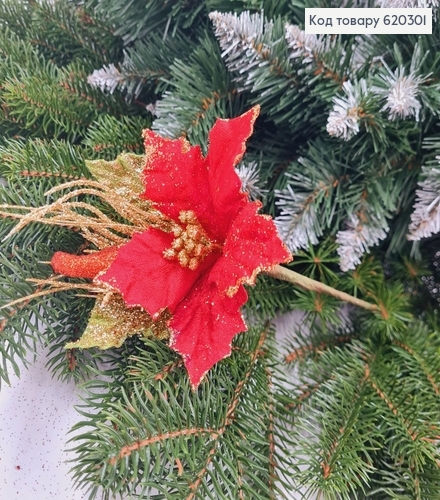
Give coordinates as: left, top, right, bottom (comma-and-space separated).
266, 265, 379, 312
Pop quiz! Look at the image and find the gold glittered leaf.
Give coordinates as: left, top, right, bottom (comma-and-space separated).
65, 293, 170, 350
86, 153, 146, 201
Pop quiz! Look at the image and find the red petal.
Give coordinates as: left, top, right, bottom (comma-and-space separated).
51, 246, 119, 279
98, 229, 213, 316
141, 107, 260, 243
170, 279, 248, 388
141, 131, 214, 235
206, 105, 260, 239
209, 201, 292, 296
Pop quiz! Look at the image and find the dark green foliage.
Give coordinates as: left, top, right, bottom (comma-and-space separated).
114, 32, 196, 100
0, 0, 122, 67
284, 322, 440, 499
0, 4, 130, 143
246, 274, 297, 319
0, 138, 89, 180
153, 32, 246, 147
69, 326, 289, 499
83, 115, 148, 160
0, 164, 97, 385
82, 0, 206, 44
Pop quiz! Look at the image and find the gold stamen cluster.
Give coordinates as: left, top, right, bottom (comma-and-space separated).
163, 211, 220, 270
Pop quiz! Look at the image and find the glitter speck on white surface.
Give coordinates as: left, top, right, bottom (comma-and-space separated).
0, 348, 86, 500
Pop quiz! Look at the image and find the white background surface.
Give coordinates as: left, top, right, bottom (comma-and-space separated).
0, 312, 304, 500
0, 347, 85, 499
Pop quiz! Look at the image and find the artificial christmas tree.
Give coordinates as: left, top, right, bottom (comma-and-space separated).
1, 0, 440, 498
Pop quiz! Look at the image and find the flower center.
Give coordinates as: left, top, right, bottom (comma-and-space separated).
163, 211, 220, 270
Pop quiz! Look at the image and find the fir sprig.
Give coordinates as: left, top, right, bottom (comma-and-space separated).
152, 32, 244, 147
69, 326, 289, 499
282, 322, 440, 499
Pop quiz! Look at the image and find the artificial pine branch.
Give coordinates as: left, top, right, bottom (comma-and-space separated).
283, 323, 440, 499
274, 141, 348, 252
1, 1, 440, 499
152, 33, 244, 147
87, 31, 193, 101
69, 327, 286, 499
409, 161, 440, 241
81, 0, 207, 44
0, 28, 128, 143
83, 115, 147, 160
0, 0, 122, 67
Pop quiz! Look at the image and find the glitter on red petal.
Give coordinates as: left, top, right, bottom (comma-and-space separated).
99, 228, 217, 316
51, 246, 119, 279
208, 201, 292, 296
170, 278, 248, 388
141, 131, 214, 235
206, 105, 260, 239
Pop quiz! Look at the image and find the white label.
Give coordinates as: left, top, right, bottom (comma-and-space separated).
305, 8, 432, 34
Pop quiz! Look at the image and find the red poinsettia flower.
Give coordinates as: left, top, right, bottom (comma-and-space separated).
52, 106, 291, 387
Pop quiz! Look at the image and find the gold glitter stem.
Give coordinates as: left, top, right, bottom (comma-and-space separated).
266, 265, 379, 312
0, 204, 35, 212
45, 182, 173, 231
1, 178, 178, 246
45, 187, 156, 227
44, 178, 109, 196
0, 279, 108, 311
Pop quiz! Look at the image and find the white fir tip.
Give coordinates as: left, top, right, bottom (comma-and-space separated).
327, 105, 360, 141
350, 35, 385, 72
209, 10, 271, 91
236, 162, 267, 200
326, 81, 366, 141
146, 102, 157, 116
377, 67, 423, 121
87, 64, 123, 94
274, 184, 321, 253
151, 91, 182, 138
336, 214, 389, 271
285, 24, 319, 64
209, 11, 265, 48
408, 163, 440, 241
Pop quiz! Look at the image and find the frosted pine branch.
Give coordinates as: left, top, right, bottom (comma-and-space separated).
375, 67, 424, 121
146, 102, 157, 116
285, 24, 319, 64
337, 0, 371, 5
373, 43, 431, 121
350, 35, 385, 72
87, 64, 124, 94
327, 80, 367, 141
87, 58, 145, 99
209, 10, 272, 91
408, 163, 440, 240
274, 184, 321, 253
236, 162, 267, 200
284, 23, 337, 67
337, 213, 389, 271
350, 36, 370, 70
151, 90, 184, 138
